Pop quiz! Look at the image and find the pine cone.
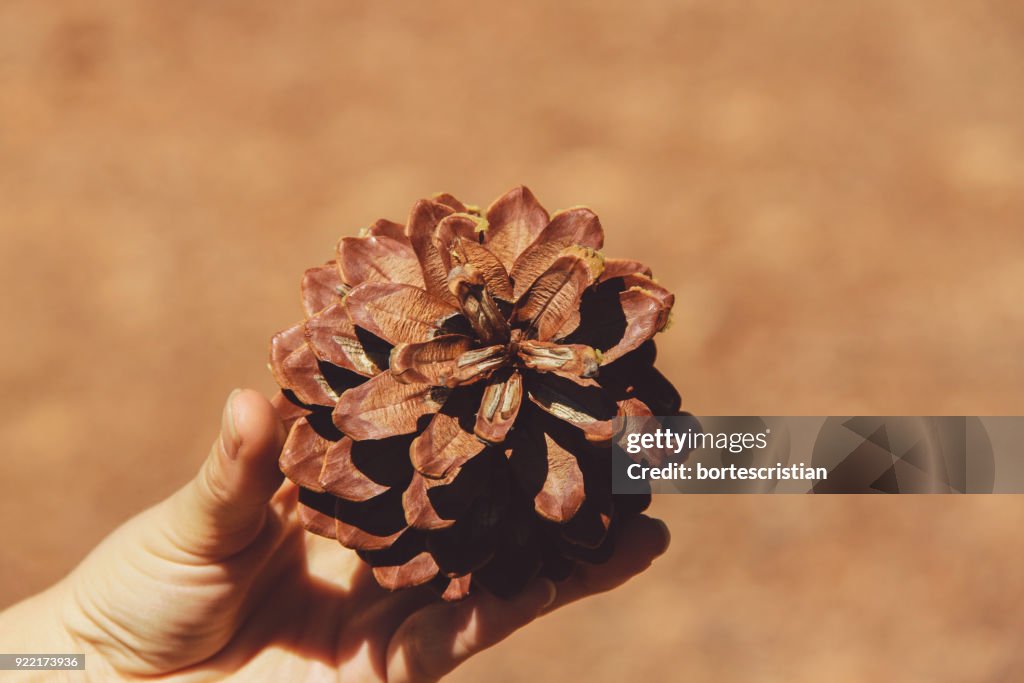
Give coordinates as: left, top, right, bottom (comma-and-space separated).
270, 187, 681, 601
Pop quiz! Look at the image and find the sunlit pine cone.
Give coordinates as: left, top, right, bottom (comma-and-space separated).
269, 186, 681, 601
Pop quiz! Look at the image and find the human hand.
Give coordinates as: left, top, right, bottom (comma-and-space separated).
0, 389, 670, 682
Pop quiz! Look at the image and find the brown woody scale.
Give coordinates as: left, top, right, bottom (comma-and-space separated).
269, 187, 680, 601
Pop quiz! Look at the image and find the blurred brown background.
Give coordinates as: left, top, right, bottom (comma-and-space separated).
2, 1, 1023, 681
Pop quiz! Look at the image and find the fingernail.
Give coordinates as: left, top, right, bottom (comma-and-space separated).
653, 518, 671, 555
538, 578, 557, 610
221, 388, 242, 460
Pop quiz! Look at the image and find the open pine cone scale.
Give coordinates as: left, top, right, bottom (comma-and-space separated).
270, 186, 680, 600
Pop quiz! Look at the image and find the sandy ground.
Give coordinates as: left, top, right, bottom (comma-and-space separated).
2, 1, 1023, 681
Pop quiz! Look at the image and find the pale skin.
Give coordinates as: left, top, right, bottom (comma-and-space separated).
0, 389, 670, 682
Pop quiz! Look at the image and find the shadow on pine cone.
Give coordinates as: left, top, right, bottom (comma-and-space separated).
269, 186, 681, 601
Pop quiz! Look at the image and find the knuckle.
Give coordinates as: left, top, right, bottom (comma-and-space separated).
401, 615, 449, 683
198, 450, 234, 510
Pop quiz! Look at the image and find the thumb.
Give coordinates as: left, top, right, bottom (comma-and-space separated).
159, 388, 286, 559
